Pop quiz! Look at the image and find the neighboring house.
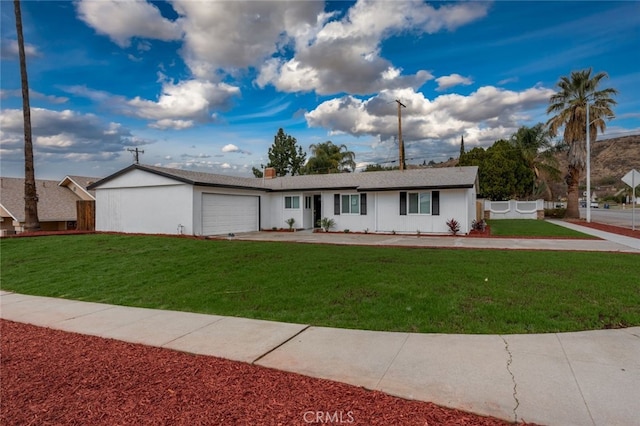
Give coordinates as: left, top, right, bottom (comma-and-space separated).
0, 176, 98, 235
88, 164, 479, 236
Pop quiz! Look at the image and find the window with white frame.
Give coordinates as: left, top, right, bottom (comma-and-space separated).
285, 196, 300, 209
334, 193, 367, 215
400, 191, 439, 216
305, 196, 312, 209
341, 194, 360, 214
408, 192, 431, 214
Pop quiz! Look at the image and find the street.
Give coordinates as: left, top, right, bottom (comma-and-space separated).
580, 205, 639, 229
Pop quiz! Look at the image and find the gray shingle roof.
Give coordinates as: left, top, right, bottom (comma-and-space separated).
0, 177, 83, 222
261, 166, 479, 192
90, 164, 478, 193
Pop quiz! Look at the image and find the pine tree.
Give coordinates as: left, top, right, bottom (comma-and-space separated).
267, 128, 306, 176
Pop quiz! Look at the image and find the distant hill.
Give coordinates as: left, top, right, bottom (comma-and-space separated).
566, 134, 639, 184
551, 134, 640, 200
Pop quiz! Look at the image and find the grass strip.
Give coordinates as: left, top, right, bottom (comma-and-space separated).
1, 234, 637, 334
487, 219, 597, 238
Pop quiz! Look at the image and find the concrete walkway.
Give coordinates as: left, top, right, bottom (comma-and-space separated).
2, 291, 639, 426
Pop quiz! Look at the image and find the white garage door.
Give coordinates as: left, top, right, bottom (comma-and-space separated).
202, 194, 259, 235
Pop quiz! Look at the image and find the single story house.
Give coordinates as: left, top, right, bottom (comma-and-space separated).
88, 164, 479, 236
0, 175, 97, 235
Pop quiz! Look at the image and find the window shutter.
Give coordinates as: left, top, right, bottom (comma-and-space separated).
334, 194, 340, 215
360, 193, 367, 215
399, 192, 407, 215
432, 191, 440, 216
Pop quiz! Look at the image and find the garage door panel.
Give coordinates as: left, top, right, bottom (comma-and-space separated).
202, 194, 258, 235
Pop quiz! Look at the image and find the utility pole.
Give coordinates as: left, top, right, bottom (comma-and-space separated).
127, 147, 144, 164
395, 99, 406, 171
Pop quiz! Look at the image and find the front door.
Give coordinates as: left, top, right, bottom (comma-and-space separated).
313, 195, 321, 228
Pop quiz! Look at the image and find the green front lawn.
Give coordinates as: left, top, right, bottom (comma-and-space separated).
1, 234, 637, 334
487, 219, 596, 238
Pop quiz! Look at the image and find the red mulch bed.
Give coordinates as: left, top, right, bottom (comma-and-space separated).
566, 220, 640, 239
0, 320, 525, 425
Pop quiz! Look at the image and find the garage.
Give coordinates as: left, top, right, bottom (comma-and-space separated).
202, 193, 259, 235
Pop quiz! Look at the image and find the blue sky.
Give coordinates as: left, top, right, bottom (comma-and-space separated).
1, 0, 638, 180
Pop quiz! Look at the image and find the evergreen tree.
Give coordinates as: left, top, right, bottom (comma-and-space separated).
251, 166, 263, 178
458, 141, 534, 200
266, 128, 307, 176
459, 135, 465, 158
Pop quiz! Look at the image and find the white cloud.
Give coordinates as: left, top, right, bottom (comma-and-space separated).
222, 144, 239, 153
0, 39, 40, 59
256, 0, 488, 95
75, 0, 182, 48
305, 85, 555, 150
63, 79, 240, 130
0, 89, 68, 104
128, 79, 240, 129
171, 0, 324, 79
0, 108, 152, 162
436, 74, 474, 91
222, 143, 251, 155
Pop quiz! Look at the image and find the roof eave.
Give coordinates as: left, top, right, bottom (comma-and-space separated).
59, 176, 96, 200
358, 184, 475, 192
265, 186, 358, 193
0, 203, 19, 222
87, 164, 196, 190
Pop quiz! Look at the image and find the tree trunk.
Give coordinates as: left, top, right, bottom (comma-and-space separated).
564, 164, 581, 219
14, 0, 40, 232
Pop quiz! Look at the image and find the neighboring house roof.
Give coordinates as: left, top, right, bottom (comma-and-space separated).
89, 164, 479, 193
58, 175, 99, 199
0, 176, 96, 222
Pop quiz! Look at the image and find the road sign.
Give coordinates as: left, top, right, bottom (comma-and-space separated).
622, 169, 640, 188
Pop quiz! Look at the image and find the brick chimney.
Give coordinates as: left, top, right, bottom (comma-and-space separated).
264, 167, 276, 179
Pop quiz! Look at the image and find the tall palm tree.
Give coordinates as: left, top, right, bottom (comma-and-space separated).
546, 69, 617, 218
14, 0, 40, 231
509, 123, 560, 200
305, 141, 356, 174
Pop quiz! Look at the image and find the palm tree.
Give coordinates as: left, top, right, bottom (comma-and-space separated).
14, 0, 40, 231
509, 123, 560, 200
305, 141, 356, 174
546, 69, 617, 219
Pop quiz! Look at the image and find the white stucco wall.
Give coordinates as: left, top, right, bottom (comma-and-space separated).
96, 184, 193, 235
321, 191, 375, 233
372, 189, 472, 234
262, 192, 306, 230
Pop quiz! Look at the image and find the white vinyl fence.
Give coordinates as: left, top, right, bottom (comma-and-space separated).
483, 199, 544, 220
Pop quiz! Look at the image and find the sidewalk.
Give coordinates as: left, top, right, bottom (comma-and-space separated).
546, 219, 640, 250
2, 291, 639, 426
